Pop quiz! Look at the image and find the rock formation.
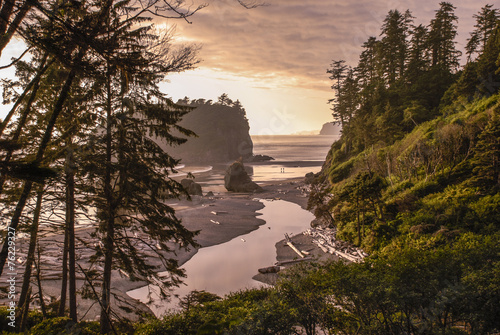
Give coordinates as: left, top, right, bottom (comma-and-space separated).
319, 122, 342, 136
164, 97, 254, 163
224, 161, 263, 193
248, 154, 274, 162
181, 178, 203, 196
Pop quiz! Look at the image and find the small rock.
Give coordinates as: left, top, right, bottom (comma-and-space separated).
181, 179, 203, 196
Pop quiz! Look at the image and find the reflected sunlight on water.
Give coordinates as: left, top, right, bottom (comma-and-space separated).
127, 199, 314, 316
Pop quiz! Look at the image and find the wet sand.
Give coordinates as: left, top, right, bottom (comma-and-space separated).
1, 173, 327, 322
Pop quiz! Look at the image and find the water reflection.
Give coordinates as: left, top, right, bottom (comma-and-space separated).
127, 199, 314, 316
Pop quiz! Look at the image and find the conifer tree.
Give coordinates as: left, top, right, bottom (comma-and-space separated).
327, 60, 348, 127
406, 24, 431, 84
428, 2, 461, 72
357, 37, 380, 92
379, 9, 413, 84
466, 4, 500, 62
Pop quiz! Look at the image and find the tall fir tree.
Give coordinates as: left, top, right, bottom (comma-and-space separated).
428, 2, 461, 72
466, 4, 500, 62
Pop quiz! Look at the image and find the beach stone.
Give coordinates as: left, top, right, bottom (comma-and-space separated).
181, 179, 203, 196
305, 172, 315, 184
224, 161, 263, 193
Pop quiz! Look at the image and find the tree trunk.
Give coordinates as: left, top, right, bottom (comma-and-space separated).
356, 199, 361, 245
18, 186, 44, 317
0, 0, 16, 48
19, 286, 32, 332
0, 0, 33, 56
58, 224, 69, 316
362, 209, 365, 238
35, 245, 47, 318
66, 143, 77, 322
0, 181, 34, 276
100, 68, 115, 335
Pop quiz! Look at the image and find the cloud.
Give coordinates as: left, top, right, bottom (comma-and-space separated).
165, 0, 481, 93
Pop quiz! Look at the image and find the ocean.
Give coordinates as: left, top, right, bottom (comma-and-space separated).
177, 135, 338, 192
251, 134, 338, 162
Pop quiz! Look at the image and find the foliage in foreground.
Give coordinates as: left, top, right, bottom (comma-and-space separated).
135, 233, 500, 335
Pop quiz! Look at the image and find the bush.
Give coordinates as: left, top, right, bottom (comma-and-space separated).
29, 317, 99, 335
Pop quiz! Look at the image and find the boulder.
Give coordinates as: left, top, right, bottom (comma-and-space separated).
305, 172, 316, 184
205, 191, 215, 197
181, 179, 203, 196
224, 161, 263, 193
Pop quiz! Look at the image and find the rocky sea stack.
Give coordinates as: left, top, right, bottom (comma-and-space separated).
224, 161, 263, 193
164, 95, 254, 163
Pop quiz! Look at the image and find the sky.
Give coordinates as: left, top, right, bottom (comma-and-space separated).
0, 0, 484, 134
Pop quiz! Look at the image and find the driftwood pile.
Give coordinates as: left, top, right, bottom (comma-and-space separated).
303, 227, 368, 263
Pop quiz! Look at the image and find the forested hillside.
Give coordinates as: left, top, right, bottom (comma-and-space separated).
313, 2, 500, 254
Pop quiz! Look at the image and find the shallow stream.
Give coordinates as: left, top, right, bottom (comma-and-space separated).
126, 199, 314, 316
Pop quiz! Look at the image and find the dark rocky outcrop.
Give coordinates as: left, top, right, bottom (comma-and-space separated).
164, 97, 254, 163
248, 154, 274, 162
224, 161, 263, 193
181, 179, 203, 196
305, 172, 316, 184
319, 122, 342, 136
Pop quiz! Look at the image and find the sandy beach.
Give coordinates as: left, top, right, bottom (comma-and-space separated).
1, 164, 335, 322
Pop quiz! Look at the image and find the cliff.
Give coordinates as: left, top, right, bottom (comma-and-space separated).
166, 97, 253, 163
319, 122, 341, 135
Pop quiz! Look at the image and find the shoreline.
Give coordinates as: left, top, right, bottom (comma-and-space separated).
1, 173, 326, 322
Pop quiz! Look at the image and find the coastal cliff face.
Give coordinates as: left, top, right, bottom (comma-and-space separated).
165, 97, 253, 163
319, 122, 341, 135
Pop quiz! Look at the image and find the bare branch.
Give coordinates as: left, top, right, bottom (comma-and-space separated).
0, 47, 32, 70
144, 1, 208, 24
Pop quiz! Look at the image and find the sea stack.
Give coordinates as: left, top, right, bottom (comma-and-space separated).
224, 160, 263, 193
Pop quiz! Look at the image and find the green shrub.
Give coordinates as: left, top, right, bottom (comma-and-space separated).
29, 317, 99, 335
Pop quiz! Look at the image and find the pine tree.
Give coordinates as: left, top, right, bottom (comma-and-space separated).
327, 60, 348, 127
466, 4, 500, 62
470, 112, 500, 191
357, 37, 380, 91
406, 24, 431, 84
379, 9, 413, 84
428, 2, 461, 72
73, 5, 200, 332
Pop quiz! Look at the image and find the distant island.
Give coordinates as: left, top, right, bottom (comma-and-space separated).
319, 122, 341, 135
166, 94, 255, 163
